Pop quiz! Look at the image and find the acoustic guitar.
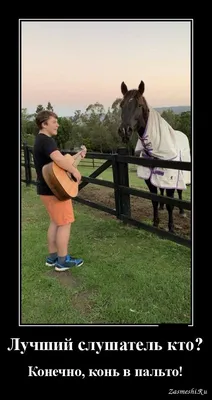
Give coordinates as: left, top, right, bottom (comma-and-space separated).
42, 145, 86, 201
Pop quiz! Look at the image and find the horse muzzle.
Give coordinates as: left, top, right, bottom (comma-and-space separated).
118, 125, 133, 143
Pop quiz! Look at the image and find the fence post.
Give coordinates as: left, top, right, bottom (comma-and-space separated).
116, 147, 131, 218
112, 154, 121, 218
23, 142, 31, 186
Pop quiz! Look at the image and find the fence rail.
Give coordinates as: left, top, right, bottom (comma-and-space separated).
21, 143, 191, 247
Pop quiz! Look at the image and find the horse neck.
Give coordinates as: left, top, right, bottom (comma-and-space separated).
137, 123, 146, 139
137, 97, 149, 139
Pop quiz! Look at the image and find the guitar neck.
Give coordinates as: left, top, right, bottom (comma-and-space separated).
72, 146, 86, 168
73, 153, 82, 168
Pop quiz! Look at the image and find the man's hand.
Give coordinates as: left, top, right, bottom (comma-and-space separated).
71, 168, 81, 183
80, 146, 87, 158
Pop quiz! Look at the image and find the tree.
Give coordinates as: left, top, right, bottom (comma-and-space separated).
21, 108, 37, 143
84, 102, 107, 152
36, 104, 45, 114
161, 109, 179, 129
102, 98, 123, 152
111, 98, 122, 111
55, 117, 72, 149
177, 111, 191, 146
46, 102, 54, 111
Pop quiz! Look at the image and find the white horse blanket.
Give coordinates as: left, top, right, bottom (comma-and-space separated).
135, 105, 191, 190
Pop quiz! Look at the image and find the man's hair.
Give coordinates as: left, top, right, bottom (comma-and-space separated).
35, 110, 58, 129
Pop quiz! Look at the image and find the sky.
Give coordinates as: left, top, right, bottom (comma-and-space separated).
21, 19, 191, 117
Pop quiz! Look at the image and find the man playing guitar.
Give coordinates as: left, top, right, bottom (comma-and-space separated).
33, 110, 87, 272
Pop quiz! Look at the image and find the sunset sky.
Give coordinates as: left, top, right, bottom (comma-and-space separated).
21, 19, 192, 117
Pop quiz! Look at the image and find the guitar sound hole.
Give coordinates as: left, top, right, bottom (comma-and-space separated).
70, 173, 77, 182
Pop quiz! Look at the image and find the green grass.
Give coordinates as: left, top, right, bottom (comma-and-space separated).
21, 183, 191, 325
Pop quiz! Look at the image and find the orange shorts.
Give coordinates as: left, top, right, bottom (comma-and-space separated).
40, 195, 75, 226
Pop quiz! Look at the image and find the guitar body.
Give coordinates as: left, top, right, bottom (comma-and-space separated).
42, 154, 79, 201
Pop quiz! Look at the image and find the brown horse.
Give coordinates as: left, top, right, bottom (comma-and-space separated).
118, 80, 188, 233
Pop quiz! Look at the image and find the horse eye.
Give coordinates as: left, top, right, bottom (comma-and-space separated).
138, 104, 142, 108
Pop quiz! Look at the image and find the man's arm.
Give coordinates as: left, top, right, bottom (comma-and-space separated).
72, 148, 87, 161
50, 150, 81, 182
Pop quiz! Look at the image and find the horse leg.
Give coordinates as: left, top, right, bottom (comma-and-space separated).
145, 179, 159, 227
166, 189, 175, 232
177, 189, 185, 216
159, 188, 165, 210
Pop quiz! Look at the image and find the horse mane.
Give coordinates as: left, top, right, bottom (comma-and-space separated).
140, 95, 149, 125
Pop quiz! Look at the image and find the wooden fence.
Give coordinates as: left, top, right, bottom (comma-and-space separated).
21, 143, 191, 248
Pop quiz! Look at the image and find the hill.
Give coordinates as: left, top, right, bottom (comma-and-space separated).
155, 106, 190, 114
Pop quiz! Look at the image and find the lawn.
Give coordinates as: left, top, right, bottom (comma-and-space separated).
21, 183, 191, 325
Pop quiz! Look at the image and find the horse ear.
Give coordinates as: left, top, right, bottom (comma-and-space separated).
138, 81, 145, 95
121, 81, 128, 95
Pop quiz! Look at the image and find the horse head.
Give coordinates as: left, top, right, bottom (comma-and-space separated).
118, 80, 149, 143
